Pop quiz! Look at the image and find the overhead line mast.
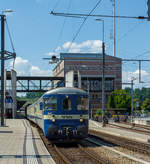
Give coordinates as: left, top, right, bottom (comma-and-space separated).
0, 11, 16, 126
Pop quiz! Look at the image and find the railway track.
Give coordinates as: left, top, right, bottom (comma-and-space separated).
29, 120, 110, 164
53, 143, 110, 164
108, 123, 150, 135
29, 119, 150, 164
89, 129, 150, 155
121, 122, 150, 131
40, 131, 110, 164
85, 136, 150, 164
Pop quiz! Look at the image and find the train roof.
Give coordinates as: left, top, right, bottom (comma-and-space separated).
43, 87, 87, 96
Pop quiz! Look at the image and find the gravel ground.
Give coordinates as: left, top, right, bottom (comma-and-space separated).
81, 139, 148, 164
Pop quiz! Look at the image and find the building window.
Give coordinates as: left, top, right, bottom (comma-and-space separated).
105, 80, 114, 91
92, 94, 95, 99
90, 80, 100, 91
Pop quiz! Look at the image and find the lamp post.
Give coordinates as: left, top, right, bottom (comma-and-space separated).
0, 9, 13, 126
95, 18, 105, 127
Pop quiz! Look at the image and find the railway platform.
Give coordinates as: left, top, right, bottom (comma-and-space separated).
0, 119, 55, 164
89, 119, 150, 144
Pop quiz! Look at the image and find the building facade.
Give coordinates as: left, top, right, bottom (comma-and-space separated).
53, 53, 122, 114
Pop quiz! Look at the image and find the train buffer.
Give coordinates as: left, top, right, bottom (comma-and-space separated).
0, 119, 56, 164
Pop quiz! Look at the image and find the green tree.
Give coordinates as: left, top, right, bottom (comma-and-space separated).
95, 109, 109, 117
141, 98, 150, 112
133, 98, 141, 110
108, 89, 131, 111
26, 92, 43, 99
125, 87, 150, 102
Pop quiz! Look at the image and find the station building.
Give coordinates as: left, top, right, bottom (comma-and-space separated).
53, 53, 122, 114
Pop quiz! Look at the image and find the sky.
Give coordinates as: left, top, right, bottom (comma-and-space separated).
1, 0, 150, 88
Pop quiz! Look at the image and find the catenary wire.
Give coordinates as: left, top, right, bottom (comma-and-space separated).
117, 21, 143, 43
134, 50, 150, 59
6, 20, 15, 52
53, 0, 72, 54
67, 0, 104, 53
107, 21, 144, 52
6, 20, 16, 69
52, 0, 61, 11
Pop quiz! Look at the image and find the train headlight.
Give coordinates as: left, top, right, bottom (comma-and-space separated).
80, 117, 83, 122
52, 115, 55, 122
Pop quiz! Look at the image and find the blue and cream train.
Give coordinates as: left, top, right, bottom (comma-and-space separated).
27, 87, 89, 140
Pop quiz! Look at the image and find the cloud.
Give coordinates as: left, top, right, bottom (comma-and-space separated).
47, 52, 58, 56
10, 57, 51, 76
47, 40, 103, 57
63, 40, 103, 53
122, 69, 150, 88
36, 0, 42, 3
30, 66, 51, 76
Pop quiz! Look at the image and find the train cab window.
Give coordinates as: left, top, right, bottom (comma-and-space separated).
44, 97, 57, 110
63, 96, 72, 110
77, 97, 88, 110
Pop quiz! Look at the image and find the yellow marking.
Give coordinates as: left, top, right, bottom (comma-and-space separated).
43, 114, 89, 120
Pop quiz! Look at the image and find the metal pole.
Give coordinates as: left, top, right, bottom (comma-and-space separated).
95, 19, 105, 126
101, 20, 105, 126
102, 41, 105, 127
131, 80, 133, 124
139, 61, 141, 83
113, 0, 116, 57
1, 15, 5, 126
87, 80, 91, 119
64, 60, 66, 87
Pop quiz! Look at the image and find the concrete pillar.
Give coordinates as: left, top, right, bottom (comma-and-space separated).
11, 69, 17, 118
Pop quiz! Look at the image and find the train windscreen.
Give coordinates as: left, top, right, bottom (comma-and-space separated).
44, 97, 57, 110
77, 97, 88, 110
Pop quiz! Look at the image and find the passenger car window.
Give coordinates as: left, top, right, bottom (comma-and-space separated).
77, 97, 88, 110
63, 96, 72, 110
44, 97, 57, 110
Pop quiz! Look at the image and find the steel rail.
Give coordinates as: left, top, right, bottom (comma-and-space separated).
89, 129, 150, 155
120, 122, 150, 131
78, 144, 110, 164
108, 123, 150, 135
53, 144, 72, 164
85, 137, 150, 164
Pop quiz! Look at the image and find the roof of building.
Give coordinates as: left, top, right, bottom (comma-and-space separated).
60, 52, 122, 60
53, 52, 122, 71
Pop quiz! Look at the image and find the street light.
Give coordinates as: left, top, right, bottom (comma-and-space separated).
1, 9, 13, 15
95, 18, 106, 127
0, 9, 13, 126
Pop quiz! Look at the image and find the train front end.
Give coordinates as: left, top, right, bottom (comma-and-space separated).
42, 87, 89, 141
